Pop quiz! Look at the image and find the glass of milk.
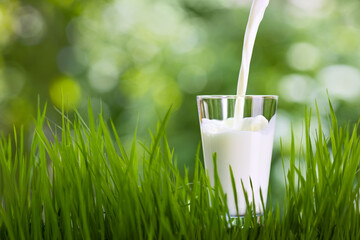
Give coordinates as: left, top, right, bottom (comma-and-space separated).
197, 95, 277, 217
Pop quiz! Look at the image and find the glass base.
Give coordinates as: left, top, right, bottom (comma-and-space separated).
226, 214, 262, 228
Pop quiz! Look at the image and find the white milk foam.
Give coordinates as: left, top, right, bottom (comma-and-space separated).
201, 115, 276, 216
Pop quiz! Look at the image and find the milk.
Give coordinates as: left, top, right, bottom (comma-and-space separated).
198, 0, 274, 216
235, 0, 270, 121
236, 0, 269, 97
201, 115, 276, 216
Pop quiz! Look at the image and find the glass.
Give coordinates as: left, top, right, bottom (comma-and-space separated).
197, 95, 278, 217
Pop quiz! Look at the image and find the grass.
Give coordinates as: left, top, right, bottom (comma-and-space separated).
0, 99, 359, 239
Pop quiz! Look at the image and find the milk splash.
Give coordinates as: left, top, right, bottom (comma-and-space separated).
234, 0, 270, 122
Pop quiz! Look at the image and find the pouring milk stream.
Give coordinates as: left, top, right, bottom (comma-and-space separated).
235, 0, 270, 123
199, 0, 274, 216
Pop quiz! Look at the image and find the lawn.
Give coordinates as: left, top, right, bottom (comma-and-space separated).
0, 100, 359, 239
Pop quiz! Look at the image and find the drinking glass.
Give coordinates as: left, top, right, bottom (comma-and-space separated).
197, 95, 278, 217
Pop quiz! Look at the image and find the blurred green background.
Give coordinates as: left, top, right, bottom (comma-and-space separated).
1, 0, 360, 204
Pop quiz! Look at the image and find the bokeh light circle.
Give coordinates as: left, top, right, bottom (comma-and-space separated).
286, 42, 320, 71
88, 59, 119, 93
12, 6, 46, 45
278, 74, 316, 103
318, 65, 360, 101
49, 77, 82, 110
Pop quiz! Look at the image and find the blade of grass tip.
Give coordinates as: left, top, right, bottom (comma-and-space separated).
53, 106, 73, 128
130, 114, 139, 162
17, 126, 27, 214
259, 187, 265, 220
241, 179, 251, 228
229, 165, 239, 218
327, 95, 338, 141
99, 115, 117, 161
355, 124, 360, 185
126, 119, 138, 180
60, 90, 67, 143
280, 137, 290, 203
293, 167, 306, 190
249, 178, 257, 225
36, 95, 47, 123
211, 152, 221, 213
305, 108, 318, 199
304, 107, 312, 161
14, 128, 29, 237
149, 106, 172, 165
96, 118, 122, 196
71, 108, 90, 132
148, 128, 155, 143
37, 101, 48, 130
110, 120, 129, 162
6, 135, 12, 170
162, 132, 173, 167
288, 124, 296, 193
87, 99, 96, 133
315, 101, 327, 187
138, 140, 151, 155
11, 126, 19, 183
337, 129, 358, 209
190, 143, 201, 216
212, 153, 220, 190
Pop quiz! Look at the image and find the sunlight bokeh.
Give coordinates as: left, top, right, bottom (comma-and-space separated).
1, 0, 360, 205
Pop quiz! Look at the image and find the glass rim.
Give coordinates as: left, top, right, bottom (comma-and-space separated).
197, 95, 278, 100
